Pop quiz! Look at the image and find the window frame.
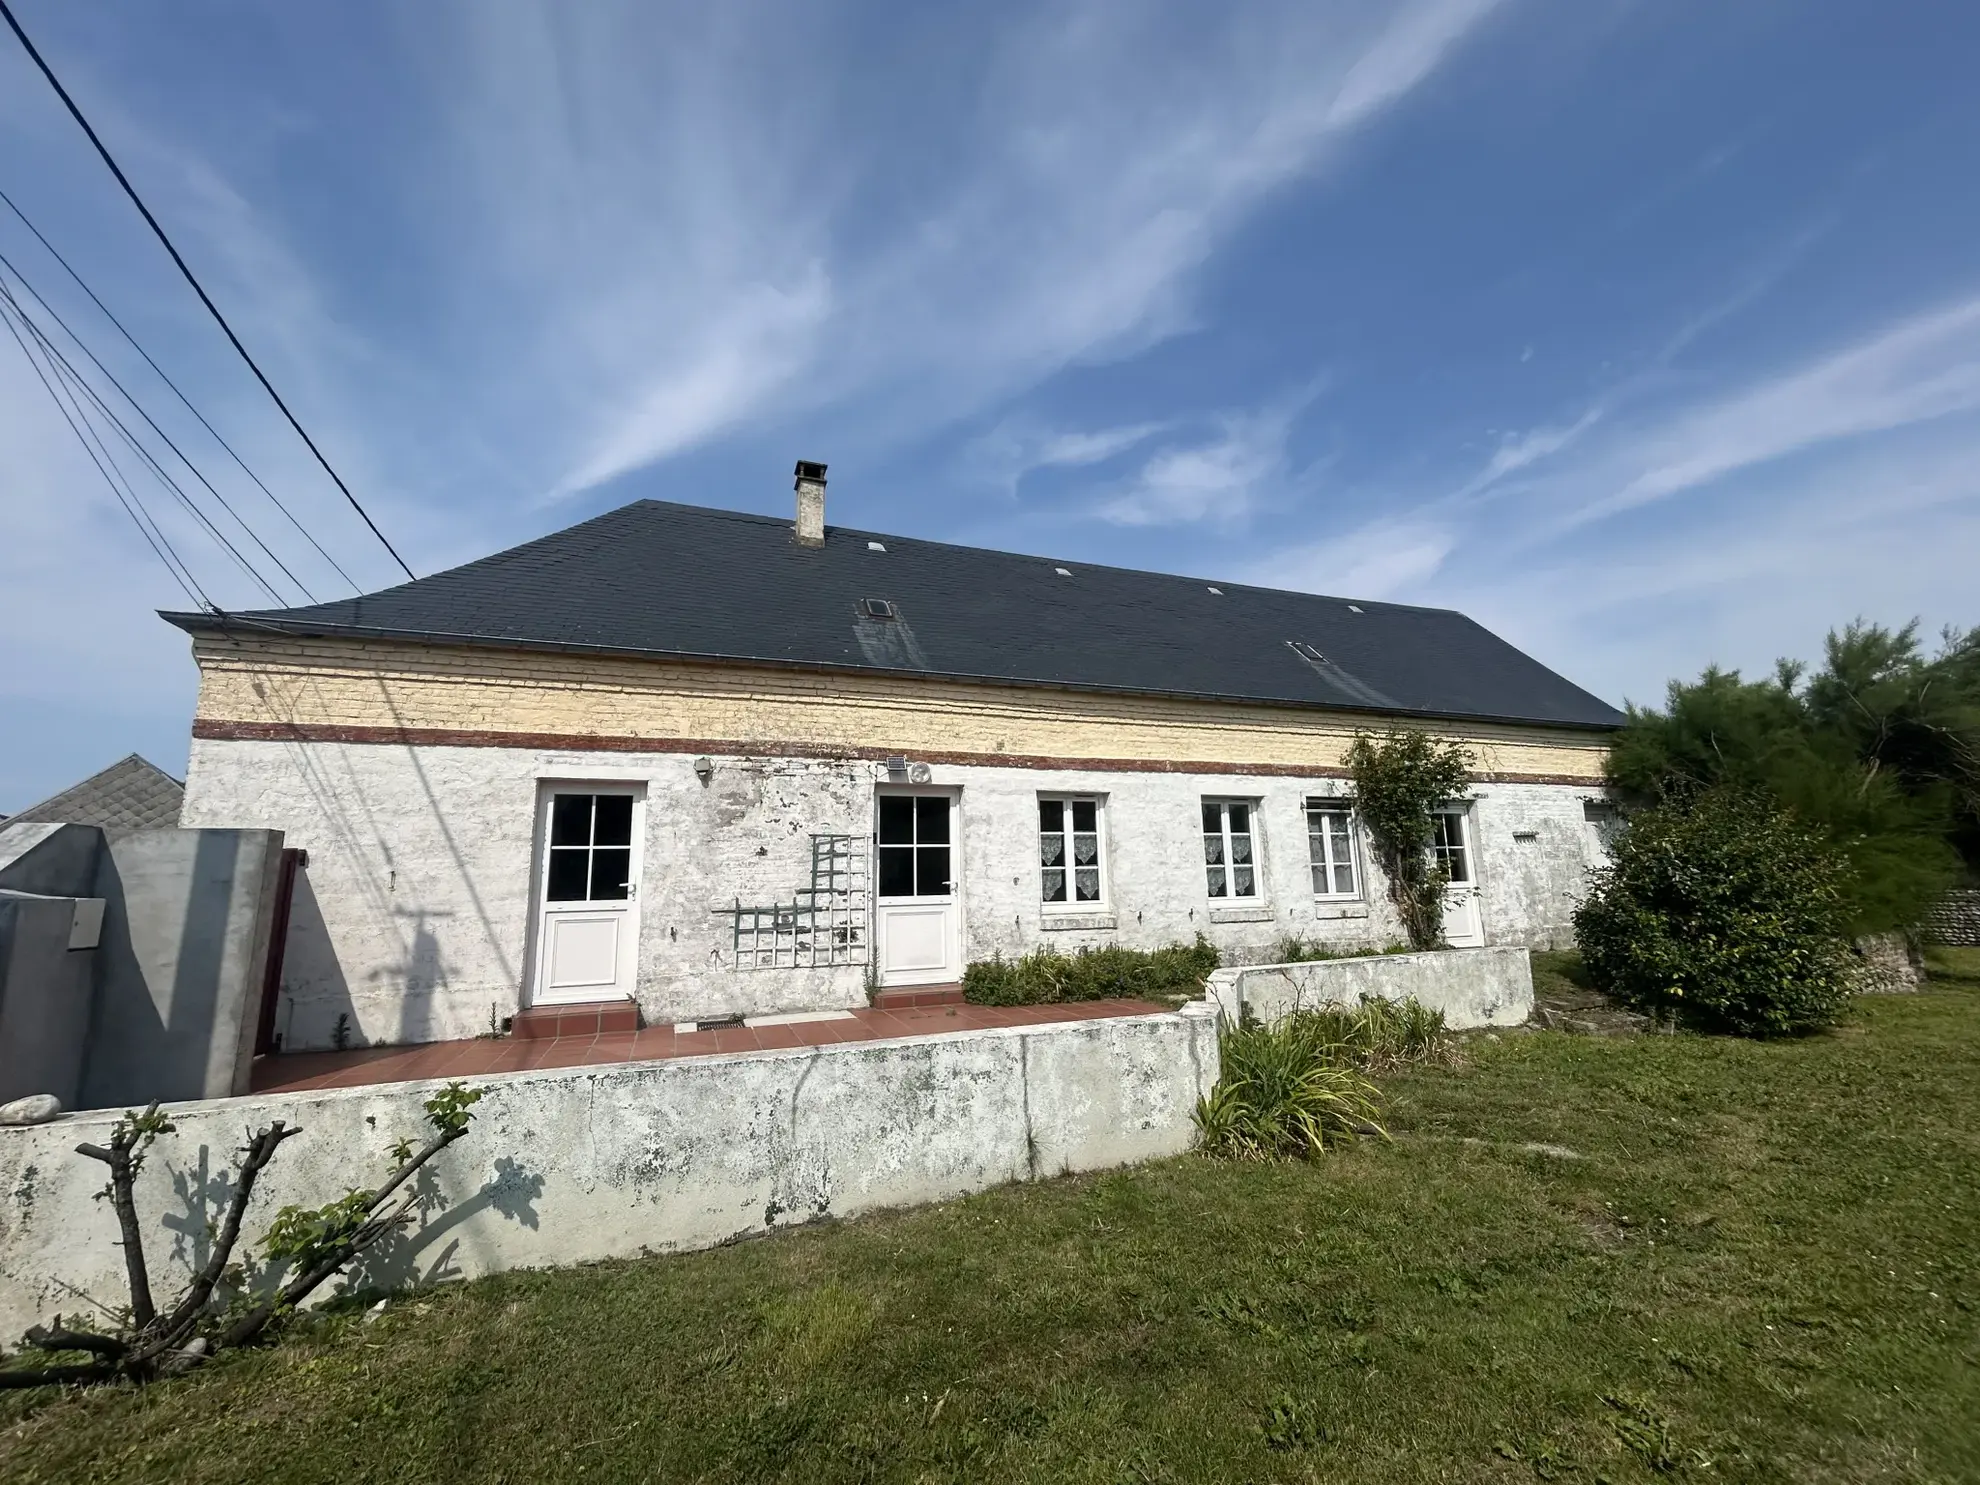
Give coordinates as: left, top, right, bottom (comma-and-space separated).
1302, 797, 1362, 901
1200, 797, 1264, 901
1037, 793, 1108, 911
1430, 804, 1474, 886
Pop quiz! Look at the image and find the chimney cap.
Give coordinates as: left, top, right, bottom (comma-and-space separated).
794, 460, 827, 483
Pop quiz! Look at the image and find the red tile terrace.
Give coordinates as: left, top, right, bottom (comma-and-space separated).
250, 992, 1171, 1095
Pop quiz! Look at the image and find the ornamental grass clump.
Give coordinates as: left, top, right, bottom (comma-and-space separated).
1195, 1011, 1386, 1161
962, 935, 1219, 1006
1573, 785, 1855, 1036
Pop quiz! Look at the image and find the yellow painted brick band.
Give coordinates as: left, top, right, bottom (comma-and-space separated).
188, 635, 1612, 782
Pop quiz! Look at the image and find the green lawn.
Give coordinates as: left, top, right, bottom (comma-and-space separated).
6, 976, 1979, 1483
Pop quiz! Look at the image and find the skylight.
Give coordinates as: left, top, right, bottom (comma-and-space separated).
1054, 567, 1073, 577
867, 541, 886, 552
1207, 586, 1223, 595
863, 598, 896, 620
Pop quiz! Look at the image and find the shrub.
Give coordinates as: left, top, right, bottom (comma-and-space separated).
1573, 786, 1855, 1035
1195, 1013, 1385, 1160
1297, 997, 1449, 1069
962, 935, 1218, 1006
1272, 936, 1412, 964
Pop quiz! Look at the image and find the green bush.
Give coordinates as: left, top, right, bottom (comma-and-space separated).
962, 935, 1219, 1006
1271, 936, 1413, 964
1573, 787, 1855, 1036
1195, 1012, 1385, 1161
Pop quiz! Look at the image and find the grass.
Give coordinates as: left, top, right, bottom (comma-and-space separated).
6, 978, 1979, 1482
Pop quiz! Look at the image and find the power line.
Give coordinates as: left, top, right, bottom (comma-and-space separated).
0, 244, 316, 601
0, 184, 361, 593
0, 286, 208, 609
2, 275, 290, 604
0, 0, 417, 583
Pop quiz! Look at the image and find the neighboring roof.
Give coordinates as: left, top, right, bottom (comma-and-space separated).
8, 754, 184, 836
164, 499, 1626, 731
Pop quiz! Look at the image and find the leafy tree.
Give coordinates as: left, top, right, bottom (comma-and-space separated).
1605, 621, 1976, 933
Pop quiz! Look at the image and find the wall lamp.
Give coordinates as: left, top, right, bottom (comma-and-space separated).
692, 756, 714, 784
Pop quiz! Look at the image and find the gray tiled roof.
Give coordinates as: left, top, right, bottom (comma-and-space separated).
9, 754, 184, 836
164, 499, 1625, 731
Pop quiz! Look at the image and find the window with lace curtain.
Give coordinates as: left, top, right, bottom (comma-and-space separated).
1038, 796, 1106, 907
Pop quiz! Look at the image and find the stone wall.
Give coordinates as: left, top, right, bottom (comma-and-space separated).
183, 738, 1610, 1048
0, 1006, 1218, 1342
1924, 888, 1980, 947
1205, 945, 1535, 1030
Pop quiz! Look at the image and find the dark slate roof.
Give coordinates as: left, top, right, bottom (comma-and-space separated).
164, 500, 1625, 731
9, 754, 184, 835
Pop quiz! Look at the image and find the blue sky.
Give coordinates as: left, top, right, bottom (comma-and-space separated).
3, 1, 1977, 810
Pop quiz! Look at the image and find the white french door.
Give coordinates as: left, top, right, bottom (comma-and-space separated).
532, 787, 643, 1005
1433, 805, 1485, 947
874, 790, 961, 987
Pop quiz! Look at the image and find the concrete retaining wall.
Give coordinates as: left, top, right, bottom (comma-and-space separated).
0, 1005, 1218, 1341
1206, 945, 1534, 1030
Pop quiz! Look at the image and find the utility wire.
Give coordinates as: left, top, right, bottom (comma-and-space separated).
0, 244, 316, 601
2, 276, 289, 604
0, 184, 361, 593
0, 287, 208, 608
0, 0, 417, 583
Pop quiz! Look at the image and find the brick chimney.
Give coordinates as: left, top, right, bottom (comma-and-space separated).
793, 460, 826, 547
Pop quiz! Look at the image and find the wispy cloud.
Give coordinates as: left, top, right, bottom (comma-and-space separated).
423, 0, 1505, 497
1244, 518, 1457, 600
964, 417, 1172, 495
1571, 293, 1980, 525
1099, 395, 1316, 527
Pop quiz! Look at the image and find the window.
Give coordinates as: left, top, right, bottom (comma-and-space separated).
877, 794, 951, 898
545, 792, 634, 902
1202, 799, 1259, 898
862, 597, 896, 620
1039, 796, 1105, 906
1431, 808, 1472, 884
1304, 800, 1359, 898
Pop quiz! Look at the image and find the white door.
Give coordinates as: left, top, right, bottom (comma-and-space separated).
532, 788, 642, 1005
874, 791, 960, 986
1433, 805, 1485, 947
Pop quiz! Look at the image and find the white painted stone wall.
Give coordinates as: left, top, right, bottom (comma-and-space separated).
182, 738, 1608, 1049
0, 1007, 1218, 1342
1206, 945, 1535, 1030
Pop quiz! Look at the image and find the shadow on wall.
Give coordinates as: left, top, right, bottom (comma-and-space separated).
271, 863, 358, 1052
155, 1135, 544, 1307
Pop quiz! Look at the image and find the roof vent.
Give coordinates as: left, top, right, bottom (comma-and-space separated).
862, 597, 896, 620
1054, 566, 1073, 577
793, 460, 827, 548
1207, 586, 1223, 595
867, 540, 886, 552
1347, 604, 1363, 614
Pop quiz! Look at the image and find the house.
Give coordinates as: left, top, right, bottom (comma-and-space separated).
165, 464, 1624, 1052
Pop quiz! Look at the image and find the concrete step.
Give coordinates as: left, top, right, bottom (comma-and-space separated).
872, 983, 966, 1010
511, 1000, 640, 1040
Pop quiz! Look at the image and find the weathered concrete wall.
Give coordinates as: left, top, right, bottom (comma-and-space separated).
183, 737, 1609, 1049
82, 829, 285, 1109
0, 892, 98, 1107
1207, 945, 1535, 1030
0, 821, 102, 898
0, 1006, 1219, 1341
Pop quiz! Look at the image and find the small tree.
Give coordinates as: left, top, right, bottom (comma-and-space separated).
1573, 787, 1854, 1035
1, 1081, 484, 1389
1345, 729, 1475, 950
